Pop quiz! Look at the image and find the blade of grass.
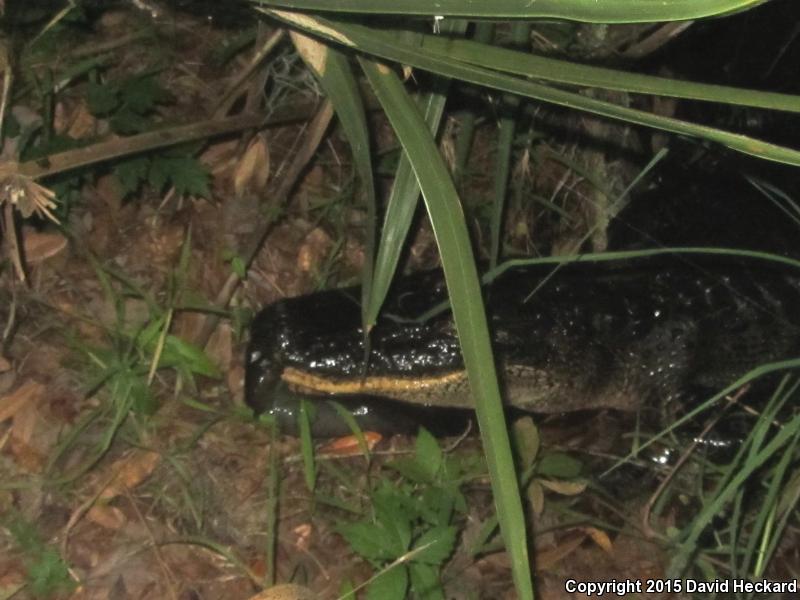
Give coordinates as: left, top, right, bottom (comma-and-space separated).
744, 433, 798, 577
331, 401, 374, 460
415, 33, 800, 114
289, 32, 378, 332
759, 469, 800, 577
359, 58, 533, 599
366, 19, 467, 330
746, 176, 800, 229
403, 245, 800, 325
253, 0, 767, 23
606, 357, 800, 480
490, 22, 529, 270
669, 389, 800, 577
453, 22, 494, 187
298, 399, 317, 492
266, 12, 800, 166
265, 417, 280, 587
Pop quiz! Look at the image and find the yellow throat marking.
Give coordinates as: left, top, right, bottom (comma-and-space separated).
281, 366, 468, 397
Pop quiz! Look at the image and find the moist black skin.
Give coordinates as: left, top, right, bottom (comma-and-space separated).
245, 256, 800, 437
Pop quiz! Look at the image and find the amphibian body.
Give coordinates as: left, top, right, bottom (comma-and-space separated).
245, 256, 800, 436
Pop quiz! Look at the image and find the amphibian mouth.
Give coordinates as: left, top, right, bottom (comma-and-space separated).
245, 256, 800, 435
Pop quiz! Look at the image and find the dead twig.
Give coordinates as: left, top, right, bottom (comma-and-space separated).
622, 21, 695, 59
641, 386, 749, 538
213, 28, 286, 119
193, 99, 335, 348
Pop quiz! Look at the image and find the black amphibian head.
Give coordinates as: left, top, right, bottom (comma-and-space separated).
244, 303, 290, 415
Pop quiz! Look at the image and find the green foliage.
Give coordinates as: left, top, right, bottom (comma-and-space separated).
535, 452, 583, 479
510, 416, 587, 519
338, 429, 470, 599
45, 245, 221, 482
113, 147, 210, 198
137, 316, 221, 379
82, 71, 209, 198
225, 251, 248, 279
87, 72, 171, 135
6, 514, 76, 599
668, 378, 800, 581
147, 152, 210, 197
114, 156, 150, 192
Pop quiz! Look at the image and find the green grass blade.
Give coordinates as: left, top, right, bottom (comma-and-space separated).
266, 12, 800, 166
743, 431, 798, 577
669, 389, 800, 577
486, 246, 800, 277
330, 401, 374, 460
415, 34, 800, 114
452, 22, 494, 187
366, 20, 467, 329
298, 399, 317, 492
366, 84, 445, 329
606, 356, 800, 484
490, 23, 529, 269
359, 57, 533, 599
289, 32, 377, 329
406, 246, 800, 325
759, 469, 800, 576
254, 0, 767, 23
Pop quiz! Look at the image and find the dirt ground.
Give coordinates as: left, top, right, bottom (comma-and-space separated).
3, 4, 797, 600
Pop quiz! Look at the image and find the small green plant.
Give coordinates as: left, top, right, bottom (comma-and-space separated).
47, 236, 220, 482
668, 377, 800, 588
511, 416, 587, 517
338, 429, 479, 599
113, 144, 210, 199
86, 72, 210, 198
6, 513, 76, 598
87, 71, 171, 135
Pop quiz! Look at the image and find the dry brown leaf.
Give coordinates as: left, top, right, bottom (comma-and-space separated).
0, 561, 26, 590
296, 228, 331, 273
94, 173, 124, 215
22, 228, 67, 263
290, 31, 328, 76
233, 134, 270, 197
319, 432, 382, 456
97, 449, 161, 501
526, 480, 545, 517
8, 436, 45, 472
292, 523, 312, 552
582, 526, 614, 553
538, 478, 588, 496
87, 505, 127, 530
247, 584, 316, 600
206, 322, 232, 372
9, 390, 39, 444
535, 531, 588, 571
64, 102, 99, 139
0, 380, 43, 424
204, 139, 239, 176
227, 364, 245, 404
0, 355, 11, 372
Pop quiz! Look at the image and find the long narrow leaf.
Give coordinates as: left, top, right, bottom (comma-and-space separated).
415, 34, 800, 114
490, 22, 530, 269
289, 33, 377, 328
366, 82, 448, 329
367, 19, 468, 329
359, 58, 533, 599
266, 11, 800, 166
254, 0, 767, 24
